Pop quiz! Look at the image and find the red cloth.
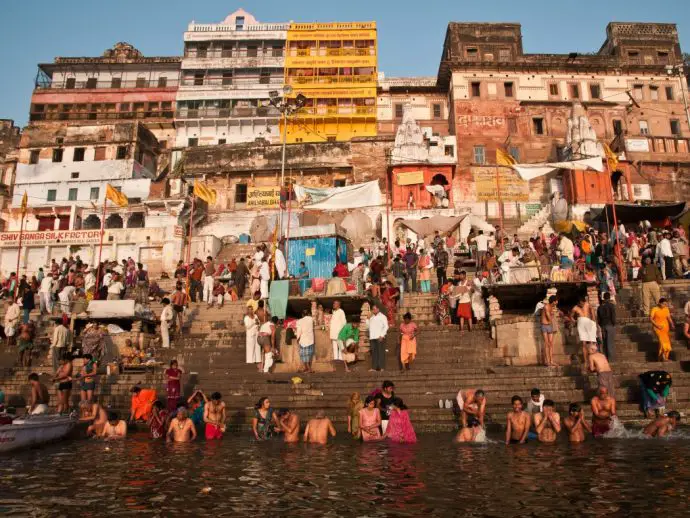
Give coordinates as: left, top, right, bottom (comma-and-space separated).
592, 420, 610, 438
205, 423, 223, 440
333, 263, 349, 278
457, 302, 472, 320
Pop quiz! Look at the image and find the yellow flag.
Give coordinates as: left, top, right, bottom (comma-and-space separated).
603, 143, 619, 172
20, 191, 27, 213
193, 181, 217, 206
105, 183, 129, 207
496, 148, 517, 167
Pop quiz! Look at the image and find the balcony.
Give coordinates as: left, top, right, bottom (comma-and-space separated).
294, 105, 376, 117
29, 110, 174, 122
175, 106, 281, 119
35, 79, 179, 90
288, 48, 374, 57
179, 76, 284, 87
285, 74, 377, 86
624, 134, 690, 156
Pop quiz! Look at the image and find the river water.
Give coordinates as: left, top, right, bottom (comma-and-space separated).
1, 432, 689, 517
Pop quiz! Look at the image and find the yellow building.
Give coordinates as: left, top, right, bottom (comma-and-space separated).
284, 22, 377, 143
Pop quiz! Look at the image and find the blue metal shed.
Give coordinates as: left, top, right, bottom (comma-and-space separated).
287, 224, 350, 279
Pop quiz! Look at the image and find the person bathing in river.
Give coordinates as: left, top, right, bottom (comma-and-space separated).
456, 388, 486, 428
563, 403, 592, 443
276, 408, 300, 443
533, 399, 561, 443
505, 396, 531, 445
204, 392, 226, 440
588, 345, 615, 398
591, 386, 617, 438
101, 411, 127, 440
304, 410, 336, 445
82, 397, 108, 436
454, 416, 486, 443
149, 401, 169, 440
167, 407, 197, 443
643, 411, 681, 438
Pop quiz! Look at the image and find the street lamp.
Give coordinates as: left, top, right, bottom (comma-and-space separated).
666, 64, 690, 133
268, 86, 307, 240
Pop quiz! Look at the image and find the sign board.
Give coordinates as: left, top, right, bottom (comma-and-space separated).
396, 171, 425, 186
474, 168, 529, 202
246, 187, 281, 208
525, 203, 543, 218
305, 247, 316, 256
625, 138, 650, 153
0, 230, 101, 248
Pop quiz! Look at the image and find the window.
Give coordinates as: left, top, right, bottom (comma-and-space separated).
193, 73, 204, 86
589, 84, 601, 100
116, 146, 128, 159
504, 82, 514, 97
650, 86, 659, 101
627, 50, 640, 62
569, 84, 580, 99
657, 51, 669, 65
549, 83, 559, 96
68, 188, 78, 201
29, 150, 40, 164
87, 187, 99, 201
473, 145, 486, 164
333, 179, 346, 187
666, 86, 674, 101
466, 47, 478, 60
222, 72, 233, 85
111, 77, 122, 88
471, 82, 481, 97
71, 172, 79, 179
218, 139, 226, 145
507, 117, 518, 135
259, 71, 271, 84
613, 119, 623, 136
444, 145, 454, 156
532, 118, 545, 135
670, 119, 681, 136
94, 147, 106, 161
394, 103, 404, 118
509, 146, 520, 162
65, 78, 76, 89
47, 189, 57, 202
85, 77, 97, 89
235, 16, 245, 30
432, 103, 442, 119
197, 45, 207, 58
235, 183, 248, 203
272, 45, 283, 57
639, 120, 649, 135
188, 137, 198, 147
247, 45, 258, 57
633, 85, 643, 101
73, 147, 85, 162
52, 148, 63, 163
135, 77, 147, 88
157, 77, 168, 87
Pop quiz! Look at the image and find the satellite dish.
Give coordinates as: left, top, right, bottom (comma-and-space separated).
282, 85, 293, 95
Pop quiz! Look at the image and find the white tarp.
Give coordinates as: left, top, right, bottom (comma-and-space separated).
512, 157, 604, 181
87, 300, 136, 319
293, 181, 382, 210
459, 214, 495, 242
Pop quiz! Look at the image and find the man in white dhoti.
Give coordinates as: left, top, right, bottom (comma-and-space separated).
571, 296, 597, 367
471, 276, 487, 322
273, 246, 287, 280
244, 307, 261, 365
259, 259, 270, 299
329, 300, 349, 372
498, 247, 522, 283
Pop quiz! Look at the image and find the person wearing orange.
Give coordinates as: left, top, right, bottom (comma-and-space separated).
418, 250, 432, 293
399, 312, 418, 370
650, 298, 675, 362
128, 386, 157, 423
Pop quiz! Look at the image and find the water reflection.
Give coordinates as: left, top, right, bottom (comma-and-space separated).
1, 433, 690, 516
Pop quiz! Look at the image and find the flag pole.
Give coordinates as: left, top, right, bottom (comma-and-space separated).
285, 185, 292, 276
606, 163, 625, 286
495, 166, 505, 253
14, 207, 26, 298
94, 200, 108, 295
185, 193, 195, 298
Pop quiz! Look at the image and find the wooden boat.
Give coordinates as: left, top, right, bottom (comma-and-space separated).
0, 415, 76, 453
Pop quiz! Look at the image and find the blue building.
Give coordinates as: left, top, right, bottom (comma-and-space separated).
286, 225, 351, 280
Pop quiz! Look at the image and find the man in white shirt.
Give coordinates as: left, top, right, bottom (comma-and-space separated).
471, 230, 490, 271
253, 246, 265, 267
329, 300, 349, 372
102, 270, 113, 288
498, 247, 521, 283
160, 298, 174, 348
295, 310, 315, 373
259, 259, 270, 299
656, 231, 674, 280
39, 273, 54, 314
274, 246, 287, 280
558, 234, 574, 263
84, 269, 96, 293
51, 314, 70, 371
107, 276, 124, 300
58, 284, 76, 313
367, 305, 389, 372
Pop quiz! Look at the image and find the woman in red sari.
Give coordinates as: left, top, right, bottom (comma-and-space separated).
384, 398, 417, 444
148, 400, 169, 439
381, 281, 400, 326
165, 360, 183, 413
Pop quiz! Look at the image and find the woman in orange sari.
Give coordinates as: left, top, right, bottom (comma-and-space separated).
650, 298, 675, 361
381, 281, 400, 326
418, 250, 432, 293
399, 312, 418, 370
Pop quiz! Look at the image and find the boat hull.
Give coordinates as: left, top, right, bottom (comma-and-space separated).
0, 416, 76, 453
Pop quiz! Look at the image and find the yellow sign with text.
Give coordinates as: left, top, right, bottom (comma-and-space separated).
246, 187, 281, 208
474, 168, 529, 202
396, 171, 425, 186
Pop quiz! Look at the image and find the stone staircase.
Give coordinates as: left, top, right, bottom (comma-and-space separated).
516, 204, 554, 240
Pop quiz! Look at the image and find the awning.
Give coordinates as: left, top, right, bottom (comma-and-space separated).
398, 215, 464, 238
594, 202, 686, 223
513, 157, 604, 181
293, 181, 382, 210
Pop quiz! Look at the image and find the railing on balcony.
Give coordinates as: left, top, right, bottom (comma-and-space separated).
174, 106, 282, 119
289, 48, 375, 57
295, 106, 376, 117
29, 110, 175, 122
180, 77, 284, 87
627, 134, 690, 154
34, 79, 179, 90
286, 75, 377, 86
183, 49, 284, 59
188, 23, 289, 32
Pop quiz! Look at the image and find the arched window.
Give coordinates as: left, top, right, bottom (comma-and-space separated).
83, 214, 101, 230
127, 213, 145, 228
105, 214, 124, 229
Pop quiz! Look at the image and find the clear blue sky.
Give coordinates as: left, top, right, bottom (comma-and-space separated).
1, 0, 688, 126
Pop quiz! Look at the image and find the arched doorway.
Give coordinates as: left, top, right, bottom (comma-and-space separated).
127, 212, 145, 228
105, 214, 124, 229
83, 214, 101, 230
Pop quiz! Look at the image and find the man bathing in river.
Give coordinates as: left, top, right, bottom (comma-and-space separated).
588, 344, 615, 398
456, 388, 486, 428
81, 397, 108, 436
203, 392, 226, 440
276, 409, 300, 443
101, 411, 127, 440
644, 411, 681, 438
591, 386, 617, 438
304, 410, 336, 445
505, 396, 531, 445
454, 416, 486, 443
563, 403, 591, 443
27, 373, 49, 415
168, 408, 197, 442
533, 399, 561, 443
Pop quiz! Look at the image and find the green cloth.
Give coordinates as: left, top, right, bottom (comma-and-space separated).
337, 323, 359, 344
268, 280, 289, 319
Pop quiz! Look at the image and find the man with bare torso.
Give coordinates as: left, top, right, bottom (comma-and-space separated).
170, 282, 187, 333
304, 410, 336, 445
101, 411, 127, 440
454, 416, 486, 443
588, 344, 615, 398
81, 397, 108, 436
571, 297, 597, 366
563, 403, 592, 443
167, 408, 197, 443
203, 392, 226, 440
276, 408, 300, 443
533, 399, 561, 443
54, 356, 73, 414
591, 387, 616, 438
456, 388, 486, 428
27, 373, 49, 414
505, 396, 531, 445
643, 411, 681, 438
540, 296, 558, 366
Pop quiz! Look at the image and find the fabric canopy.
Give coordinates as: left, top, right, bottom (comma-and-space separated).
398, 215, 464, 238
293, 181, 382, 210
459, 214, 496, 242
594, 202, 686, 224
512, 157, 604, 181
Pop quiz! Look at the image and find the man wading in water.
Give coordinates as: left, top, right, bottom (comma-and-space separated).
533, 399, 561, 443
304, 410, 336, 445
167, 408, 197, 442
563, 403, 591, 443
276, 409, 300, 443
505, 395, 531, 445
591, 386, 616, 438
203, 392, 226, 440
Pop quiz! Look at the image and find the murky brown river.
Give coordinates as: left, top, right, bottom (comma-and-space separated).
1, 431, 689, 517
